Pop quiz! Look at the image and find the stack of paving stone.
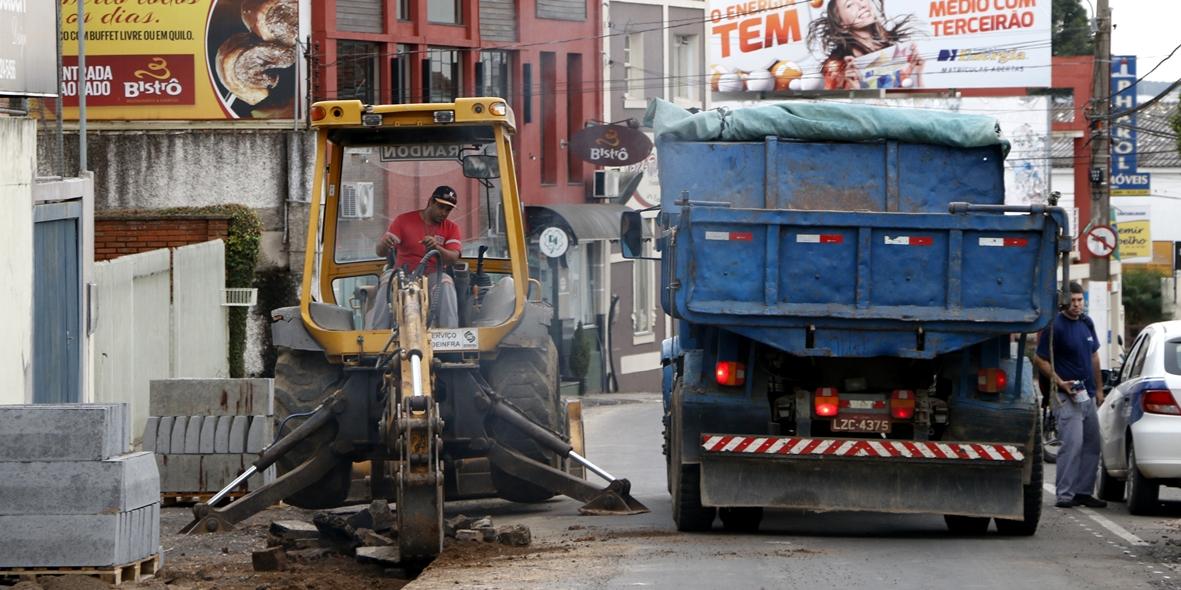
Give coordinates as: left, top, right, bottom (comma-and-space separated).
144, 379, 276, 497
0, 403, 161, 569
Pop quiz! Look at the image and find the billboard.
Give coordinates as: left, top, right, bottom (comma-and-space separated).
1115, 204, 1151, 262
707, 0, 1051, 93
0, 1, 57, 97
59, 0, 301, 120
1110, 55, 1150, 196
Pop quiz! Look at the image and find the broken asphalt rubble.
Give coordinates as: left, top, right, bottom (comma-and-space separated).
253, 500, 532, 570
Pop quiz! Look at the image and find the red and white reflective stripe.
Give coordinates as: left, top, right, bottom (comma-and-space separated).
700, 435, 1023, 462
796, 233, 844, 244
705, 231, 754, 241
883, 235, 933, 246
979, 237, 1029, 248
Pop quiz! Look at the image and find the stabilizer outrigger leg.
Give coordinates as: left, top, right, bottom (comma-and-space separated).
478, 389, 649, 515
179, 394, 347, 534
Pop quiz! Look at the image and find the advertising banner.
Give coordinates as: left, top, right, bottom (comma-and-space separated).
0, 1, 58, 97
1115, 204, 1151, 261
59, 0, 300, 120
707, 0, 1051, 94
1110, 55, 1151, 196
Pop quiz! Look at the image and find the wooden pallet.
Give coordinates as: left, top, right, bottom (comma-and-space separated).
0, 554, 160, 586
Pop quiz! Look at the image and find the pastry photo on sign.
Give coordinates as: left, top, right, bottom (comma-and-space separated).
206, 0, 298, 118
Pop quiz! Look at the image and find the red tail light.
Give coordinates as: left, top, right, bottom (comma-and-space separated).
1142, 390, 1181, 415
890, 390, 915, 419
814, 387, 839, 417
977, 368, 1008, 393
715, 361, 745, 387
310, 105, 327, 121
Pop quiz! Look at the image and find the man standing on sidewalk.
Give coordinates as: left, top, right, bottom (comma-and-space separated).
1033, 281, 1106, 509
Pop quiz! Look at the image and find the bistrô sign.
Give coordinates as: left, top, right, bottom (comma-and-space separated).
707, 0, 1051, 94
58, 0, 299, 120
569, 124, 654, 167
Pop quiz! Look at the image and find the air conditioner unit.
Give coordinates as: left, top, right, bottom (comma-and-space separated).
341, 182, 374, 219
592, 169, 623, 200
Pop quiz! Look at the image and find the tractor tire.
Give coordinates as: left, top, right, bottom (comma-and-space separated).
486, 342, 564, 503
996, 425, 1043, 536
273, 348, 352, 509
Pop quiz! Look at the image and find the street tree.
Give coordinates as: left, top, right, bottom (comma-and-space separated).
1053, 0, 1093, 56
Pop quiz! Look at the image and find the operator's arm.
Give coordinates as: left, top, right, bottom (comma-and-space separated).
1033, 354, 1069, 394
1092, 351, 1105, 405
376, 232, 399, 258
420, 236, 460, 266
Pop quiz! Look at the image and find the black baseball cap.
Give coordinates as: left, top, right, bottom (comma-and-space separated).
430, 185, 457, 209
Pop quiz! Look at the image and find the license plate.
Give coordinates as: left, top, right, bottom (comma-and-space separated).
831, 416, 891, 433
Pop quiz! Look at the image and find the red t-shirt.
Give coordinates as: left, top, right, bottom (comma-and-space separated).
387, 211, 462, 272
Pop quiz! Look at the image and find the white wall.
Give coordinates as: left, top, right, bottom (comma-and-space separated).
93, 241, 228, 443
0, 118, 35, 404
173, 240, 230, 378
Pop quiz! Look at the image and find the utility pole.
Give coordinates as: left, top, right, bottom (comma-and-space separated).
1088, 0, 1111, 281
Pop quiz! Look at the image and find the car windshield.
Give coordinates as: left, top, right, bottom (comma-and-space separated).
332, 125, 508, 264
1166, 339, 1181, 376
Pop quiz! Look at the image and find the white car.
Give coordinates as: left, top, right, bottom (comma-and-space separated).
1095, 320, 1181, 514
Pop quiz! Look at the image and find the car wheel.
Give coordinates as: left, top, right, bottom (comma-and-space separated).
1125, 441, 1160, 515
1095, 449, 1125, 502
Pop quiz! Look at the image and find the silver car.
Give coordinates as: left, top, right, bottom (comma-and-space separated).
1095, 320, 1181, 514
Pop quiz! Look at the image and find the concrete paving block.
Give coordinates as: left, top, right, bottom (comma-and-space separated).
155, 416, 174, 454
214, 416, 233, 453
184, 415, 203, 453
170, 416, 189, 454
0, 504, 158, 567
228, 416, 249, 453
150, 378, 274, 416
246, 415, 273, 453
157, 454, 254, 492
199, 416, 218, 454
0, 404, 127, 461
0, 452, 159, 515
142, 416, 160, 452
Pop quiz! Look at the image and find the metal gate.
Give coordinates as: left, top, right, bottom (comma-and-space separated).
33, 201, 82, 403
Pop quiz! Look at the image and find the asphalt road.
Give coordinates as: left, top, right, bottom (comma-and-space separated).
409, 393, 1181, 590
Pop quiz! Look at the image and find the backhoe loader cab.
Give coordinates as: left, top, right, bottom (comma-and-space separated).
185, 99, 645, 564
301, 98, 530, 356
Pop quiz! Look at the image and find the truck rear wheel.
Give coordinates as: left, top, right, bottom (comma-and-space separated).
670, 383, 715, 532
486, 344, 564, 503
995, 425, 1043, 536
273, 348, 352, 509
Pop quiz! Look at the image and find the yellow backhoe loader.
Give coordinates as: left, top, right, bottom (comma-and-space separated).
182, 98, 646, 563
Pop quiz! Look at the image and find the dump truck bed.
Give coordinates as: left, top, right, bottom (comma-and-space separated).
657, 137, 1065, 359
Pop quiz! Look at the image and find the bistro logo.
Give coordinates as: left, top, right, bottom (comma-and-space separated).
124, 57, 183, 98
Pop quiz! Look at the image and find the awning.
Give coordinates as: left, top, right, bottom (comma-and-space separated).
524, 204, 630, 244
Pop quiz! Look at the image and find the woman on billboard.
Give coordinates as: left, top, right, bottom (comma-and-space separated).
807, 0, 925, 90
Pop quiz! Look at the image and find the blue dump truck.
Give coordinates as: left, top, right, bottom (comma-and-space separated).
622, 100, 1072, 535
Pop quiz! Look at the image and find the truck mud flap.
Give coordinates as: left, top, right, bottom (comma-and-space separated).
698, 435, 1026, 520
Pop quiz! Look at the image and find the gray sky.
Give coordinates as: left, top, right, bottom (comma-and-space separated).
1107, 0, 1181, 83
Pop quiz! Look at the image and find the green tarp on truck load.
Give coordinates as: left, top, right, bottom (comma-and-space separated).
643, 98, 1010, 156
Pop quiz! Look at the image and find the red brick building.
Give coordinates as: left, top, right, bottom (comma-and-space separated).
311, 0, 602, 205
